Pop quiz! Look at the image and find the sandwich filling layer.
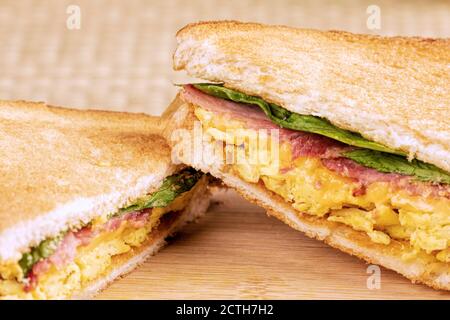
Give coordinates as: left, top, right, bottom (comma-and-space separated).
0, 168, 205, 299
181, 85, 450, 264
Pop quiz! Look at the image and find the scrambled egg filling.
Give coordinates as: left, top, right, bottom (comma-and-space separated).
0, 184, 198, 300
194, 106, 450, 262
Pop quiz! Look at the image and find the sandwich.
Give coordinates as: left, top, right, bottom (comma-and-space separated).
0, 100, 210, 299
162, 21, 450, 290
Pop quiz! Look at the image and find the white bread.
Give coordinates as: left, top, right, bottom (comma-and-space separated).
174, 21, 450, 173
0, 100, 175, 262
161, 96, 449, 291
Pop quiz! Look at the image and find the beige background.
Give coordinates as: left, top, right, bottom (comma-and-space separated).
1, 0, 449, 299
0, 0, 448, 114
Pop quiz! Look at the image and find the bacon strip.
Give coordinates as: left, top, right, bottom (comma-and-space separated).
182, 85, 351, 154
182, 85, 269, 123
323, 158, 450, 198
24, 209, 152, 291
182, 85, 450, 199
183, 85, 301, 140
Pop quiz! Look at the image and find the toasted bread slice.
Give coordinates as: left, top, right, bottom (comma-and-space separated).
0, 100, 210, 299
0, 100, 171, 261
174, 21, 450, 172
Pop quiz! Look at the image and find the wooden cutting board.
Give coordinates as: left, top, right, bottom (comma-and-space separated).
97, 189, 449, 300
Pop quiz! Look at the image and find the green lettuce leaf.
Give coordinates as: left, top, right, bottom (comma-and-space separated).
192, 83, 450, 185
116, 167, 203, 215
344, 149, 450, 184
19, 168, 203, 277
19, 233, 65, 276
193, 83, 403, 156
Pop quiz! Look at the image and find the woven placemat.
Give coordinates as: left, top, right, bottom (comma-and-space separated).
0, 0, 448, 114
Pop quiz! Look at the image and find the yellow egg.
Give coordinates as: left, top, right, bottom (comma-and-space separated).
0, 179, 201, 299
195, 106, 450, 261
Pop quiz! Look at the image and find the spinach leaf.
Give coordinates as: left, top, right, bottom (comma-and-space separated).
117, 167, 203, 215
344, 149, 450, 184
193, 83, 403, 156
191, 83, 450, 185
19, 233, 65, 276
19, 168, 203, 277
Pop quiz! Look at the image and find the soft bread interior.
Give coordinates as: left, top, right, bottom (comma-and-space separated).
162, 97, 449, 291
173, 21, 450, 173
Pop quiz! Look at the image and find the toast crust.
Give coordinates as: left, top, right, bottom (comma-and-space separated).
174, 20, 450, 172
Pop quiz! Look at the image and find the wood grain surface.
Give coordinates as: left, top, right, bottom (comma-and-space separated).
97, 190, 449, 300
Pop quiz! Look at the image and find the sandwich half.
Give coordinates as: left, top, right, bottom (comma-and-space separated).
0, 100, 210, 299
163, 21, 450, 290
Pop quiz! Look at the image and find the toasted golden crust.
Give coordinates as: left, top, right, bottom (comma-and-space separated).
162, 95, 449, 291
0, 100, 176, 261
174, 20, 450, 172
